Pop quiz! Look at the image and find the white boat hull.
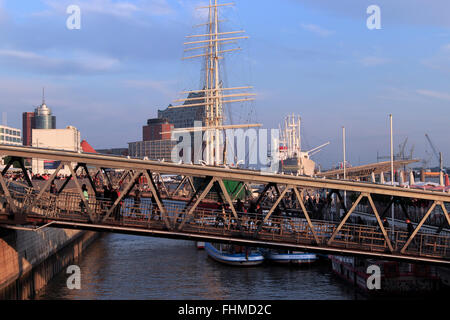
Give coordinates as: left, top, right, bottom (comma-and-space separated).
205, 243, 264, 267
264, 251, 317, 265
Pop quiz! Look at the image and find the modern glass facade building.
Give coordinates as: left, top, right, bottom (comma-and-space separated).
22, 93, 56, 146
157, 92, 206, 128
34, 103, 56, 129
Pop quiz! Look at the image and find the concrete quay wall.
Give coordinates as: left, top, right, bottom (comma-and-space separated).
0, 227, 98, 299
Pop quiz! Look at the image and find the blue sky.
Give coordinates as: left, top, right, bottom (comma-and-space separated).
0, 0, 449, 169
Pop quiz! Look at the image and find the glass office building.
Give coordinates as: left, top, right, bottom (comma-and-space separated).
34, 103, 56, 129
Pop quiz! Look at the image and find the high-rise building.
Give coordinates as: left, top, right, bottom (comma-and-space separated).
22, 89, 56, 146
34, 103, 56, 129
22, 112, 35, 146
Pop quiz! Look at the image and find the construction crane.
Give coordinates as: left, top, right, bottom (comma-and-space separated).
398, 137, 408, 159
377, 137, 414, 162
425, 133, 444, 172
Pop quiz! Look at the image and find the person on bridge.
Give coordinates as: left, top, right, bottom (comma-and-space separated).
50, 181, 57, 195
405, 218, 419, 249
133, 189, 141, 214
215, 203, 225, 228
256, 204, 262, 216
80, 184, 89, 214
406, 219, 414, 238
236, 198, 244, 215
383, 217, 389, 229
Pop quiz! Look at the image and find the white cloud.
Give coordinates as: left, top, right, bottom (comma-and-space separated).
416, 89, 450, 101
41, 0, 174, 18
376, 87, 417, 102
300, 23, 335, 37
0, 48, 120, 74
0, 49, 41, 60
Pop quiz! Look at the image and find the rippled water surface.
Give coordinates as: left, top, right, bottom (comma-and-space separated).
36, 233, 364, 300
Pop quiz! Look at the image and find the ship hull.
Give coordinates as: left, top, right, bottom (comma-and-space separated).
205, 243, 264, 267
280, 157, 316, 176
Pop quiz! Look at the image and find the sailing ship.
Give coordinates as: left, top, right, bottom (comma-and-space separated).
169, 0, 260, 167
172, 2, 323, 263
169, 0, 259, 253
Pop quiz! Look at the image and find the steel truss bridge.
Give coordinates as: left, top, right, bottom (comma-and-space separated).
0, 145, 449, 266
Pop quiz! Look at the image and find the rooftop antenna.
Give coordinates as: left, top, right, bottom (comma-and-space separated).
42, 87, 45, 105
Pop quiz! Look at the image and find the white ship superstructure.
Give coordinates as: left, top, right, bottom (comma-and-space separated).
279, 114, 329, 176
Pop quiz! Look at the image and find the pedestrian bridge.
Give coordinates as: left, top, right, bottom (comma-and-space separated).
0, 145, 449, 266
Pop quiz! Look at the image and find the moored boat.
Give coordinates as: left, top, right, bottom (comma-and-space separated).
205, 243, 264, 266
330, 255, 441, 294
263, 249, 317, 265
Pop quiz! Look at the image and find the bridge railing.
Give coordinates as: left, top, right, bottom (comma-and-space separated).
1, 186, 450, 261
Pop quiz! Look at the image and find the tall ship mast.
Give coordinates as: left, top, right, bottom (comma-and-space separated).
168, 0, 260, 166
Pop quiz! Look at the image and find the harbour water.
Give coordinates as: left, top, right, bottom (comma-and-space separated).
35, 233, 364, 300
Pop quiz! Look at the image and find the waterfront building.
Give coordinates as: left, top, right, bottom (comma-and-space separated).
31, 126, 80, 174
128, 118, 177, 160
0, 125, 22, 146
0, 125, 22, 166
143, 118, 174, 141
157, 92, 206, 129
128, 140, 177, 161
